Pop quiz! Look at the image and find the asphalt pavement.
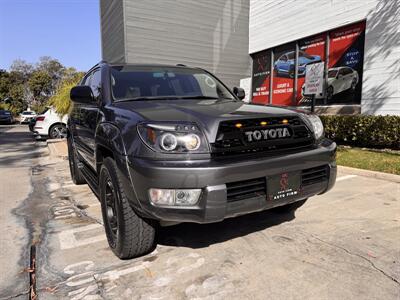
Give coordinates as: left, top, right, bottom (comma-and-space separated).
0, 125, 399, 300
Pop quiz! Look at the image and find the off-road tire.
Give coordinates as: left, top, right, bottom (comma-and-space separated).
67, 137, 86, 185
272, 199, 308, 214
100, 157, 156, 259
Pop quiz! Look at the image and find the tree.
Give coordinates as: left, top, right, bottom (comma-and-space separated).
10, 59, 33, 81
37, 56, 65, 94
0, 70, 11, 100
49, 71, 84, 116
28, 70, 52, 104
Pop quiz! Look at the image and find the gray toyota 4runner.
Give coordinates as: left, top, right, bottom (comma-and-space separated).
68, 62, 337, 259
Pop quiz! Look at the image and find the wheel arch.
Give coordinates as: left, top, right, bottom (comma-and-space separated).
95, 122, 143, 215
48, 122, 67, 137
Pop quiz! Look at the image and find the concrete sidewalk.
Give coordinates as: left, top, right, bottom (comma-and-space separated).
36, 141, 400, 299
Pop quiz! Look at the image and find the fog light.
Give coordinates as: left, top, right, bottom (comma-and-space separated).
175, 189, 201, 205
149, 188, 201, 206
149, 189, 175, 206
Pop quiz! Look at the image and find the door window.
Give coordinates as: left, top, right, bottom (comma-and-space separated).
90, 70, 101, 98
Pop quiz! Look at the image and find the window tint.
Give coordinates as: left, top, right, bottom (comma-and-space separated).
82, 73, 92, 86
286, 52, 295, 60
328, 70, 338, 78
90, 70, 101, 98
110, 66, 234, 101
280, 55, 288, 61
344, 68, 353, 75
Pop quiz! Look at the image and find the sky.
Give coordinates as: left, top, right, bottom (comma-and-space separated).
0, 0, 101, 72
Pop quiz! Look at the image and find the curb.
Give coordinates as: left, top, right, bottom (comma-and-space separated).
47, 139, 68, 159
338, 165, 400, 183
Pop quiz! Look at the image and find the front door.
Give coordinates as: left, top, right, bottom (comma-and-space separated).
76, 69, 101, 171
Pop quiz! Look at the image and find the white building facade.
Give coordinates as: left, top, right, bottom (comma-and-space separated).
100, 0, 400, 115
249, 0, 400, 115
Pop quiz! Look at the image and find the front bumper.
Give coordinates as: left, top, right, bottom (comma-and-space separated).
127, 140, 337, 223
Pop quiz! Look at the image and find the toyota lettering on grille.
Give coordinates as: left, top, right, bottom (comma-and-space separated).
244, 127, 291, 142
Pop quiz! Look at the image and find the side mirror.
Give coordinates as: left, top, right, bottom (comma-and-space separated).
337, 74, 342, 79
233, 87, 245, 100
70, 86, 94, 104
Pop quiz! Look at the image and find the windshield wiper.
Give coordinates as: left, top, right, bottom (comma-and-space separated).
115, 96, 181, 103
115, 95, 235, 102
176, 95, 237, 100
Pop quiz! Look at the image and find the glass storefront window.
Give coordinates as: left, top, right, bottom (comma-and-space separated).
297, 33, 326, 105
251, 50, 271, 104
251, 21, 366, 107
271, 43, 295, 106
328, 22, 365, 104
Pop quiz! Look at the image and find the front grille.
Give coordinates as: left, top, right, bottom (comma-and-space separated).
211, 116, 314, 157
301, 165, 328, 186
226, 177, 266, 202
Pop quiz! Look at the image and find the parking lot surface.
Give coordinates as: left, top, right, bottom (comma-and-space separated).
0, 125, 399, 299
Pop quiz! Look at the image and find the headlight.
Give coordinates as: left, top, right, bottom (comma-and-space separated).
305, 114, 324, 140
137, 122, 209, 153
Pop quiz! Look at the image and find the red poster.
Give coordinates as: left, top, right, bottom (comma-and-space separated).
251, 50, 271, 104
272, 44, 295, 106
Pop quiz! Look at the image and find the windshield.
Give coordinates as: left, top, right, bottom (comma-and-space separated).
0, 110, 11, 115
286, 52, 295, 60
299, 51, 315, 60
328, 70, 338, 78
110, 66, 235, 101
22, 111, 34, 115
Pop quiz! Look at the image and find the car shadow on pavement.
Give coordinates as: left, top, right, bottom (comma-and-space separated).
157, 209, 295, 249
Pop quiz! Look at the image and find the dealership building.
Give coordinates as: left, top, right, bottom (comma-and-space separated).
100, 0, 399, 115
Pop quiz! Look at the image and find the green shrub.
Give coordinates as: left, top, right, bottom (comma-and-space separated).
48, 71, 84, 116
320, 115, 400, 150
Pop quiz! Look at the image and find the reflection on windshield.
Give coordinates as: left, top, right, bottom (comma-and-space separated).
111, 66, 235, 102
299, 51, 315, 60
328, 70, 338, 78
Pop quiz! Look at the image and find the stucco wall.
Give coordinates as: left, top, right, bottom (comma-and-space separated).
249, 0, 400, 115
100, 0, 125, 63
122, 0, 251, 88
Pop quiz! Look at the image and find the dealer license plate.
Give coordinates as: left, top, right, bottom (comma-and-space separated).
267, 171, 301, 201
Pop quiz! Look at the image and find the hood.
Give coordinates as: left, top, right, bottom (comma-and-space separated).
114, 99, 299, 142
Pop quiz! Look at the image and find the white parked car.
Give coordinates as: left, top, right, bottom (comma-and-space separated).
19, 110, 37, 124
301, 66, 359, 101
33, 107, 68, 139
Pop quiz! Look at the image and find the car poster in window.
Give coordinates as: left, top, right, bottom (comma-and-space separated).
272, 43, 295, 106
297, 33, 326, 105
251, 50, 271, 104
328, 21, 365, 104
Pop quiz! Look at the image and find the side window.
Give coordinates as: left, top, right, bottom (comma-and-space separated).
90, 70, 101, 98
81, 73, 92, 86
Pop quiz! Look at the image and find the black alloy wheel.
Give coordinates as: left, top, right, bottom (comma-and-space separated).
104, 175, 118, 247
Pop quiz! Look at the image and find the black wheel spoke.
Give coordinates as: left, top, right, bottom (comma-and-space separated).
104, 177, 118, 237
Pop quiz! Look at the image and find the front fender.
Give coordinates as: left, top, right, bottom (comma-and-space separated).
95, 122, 143, 212
96, 122, 126, 157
